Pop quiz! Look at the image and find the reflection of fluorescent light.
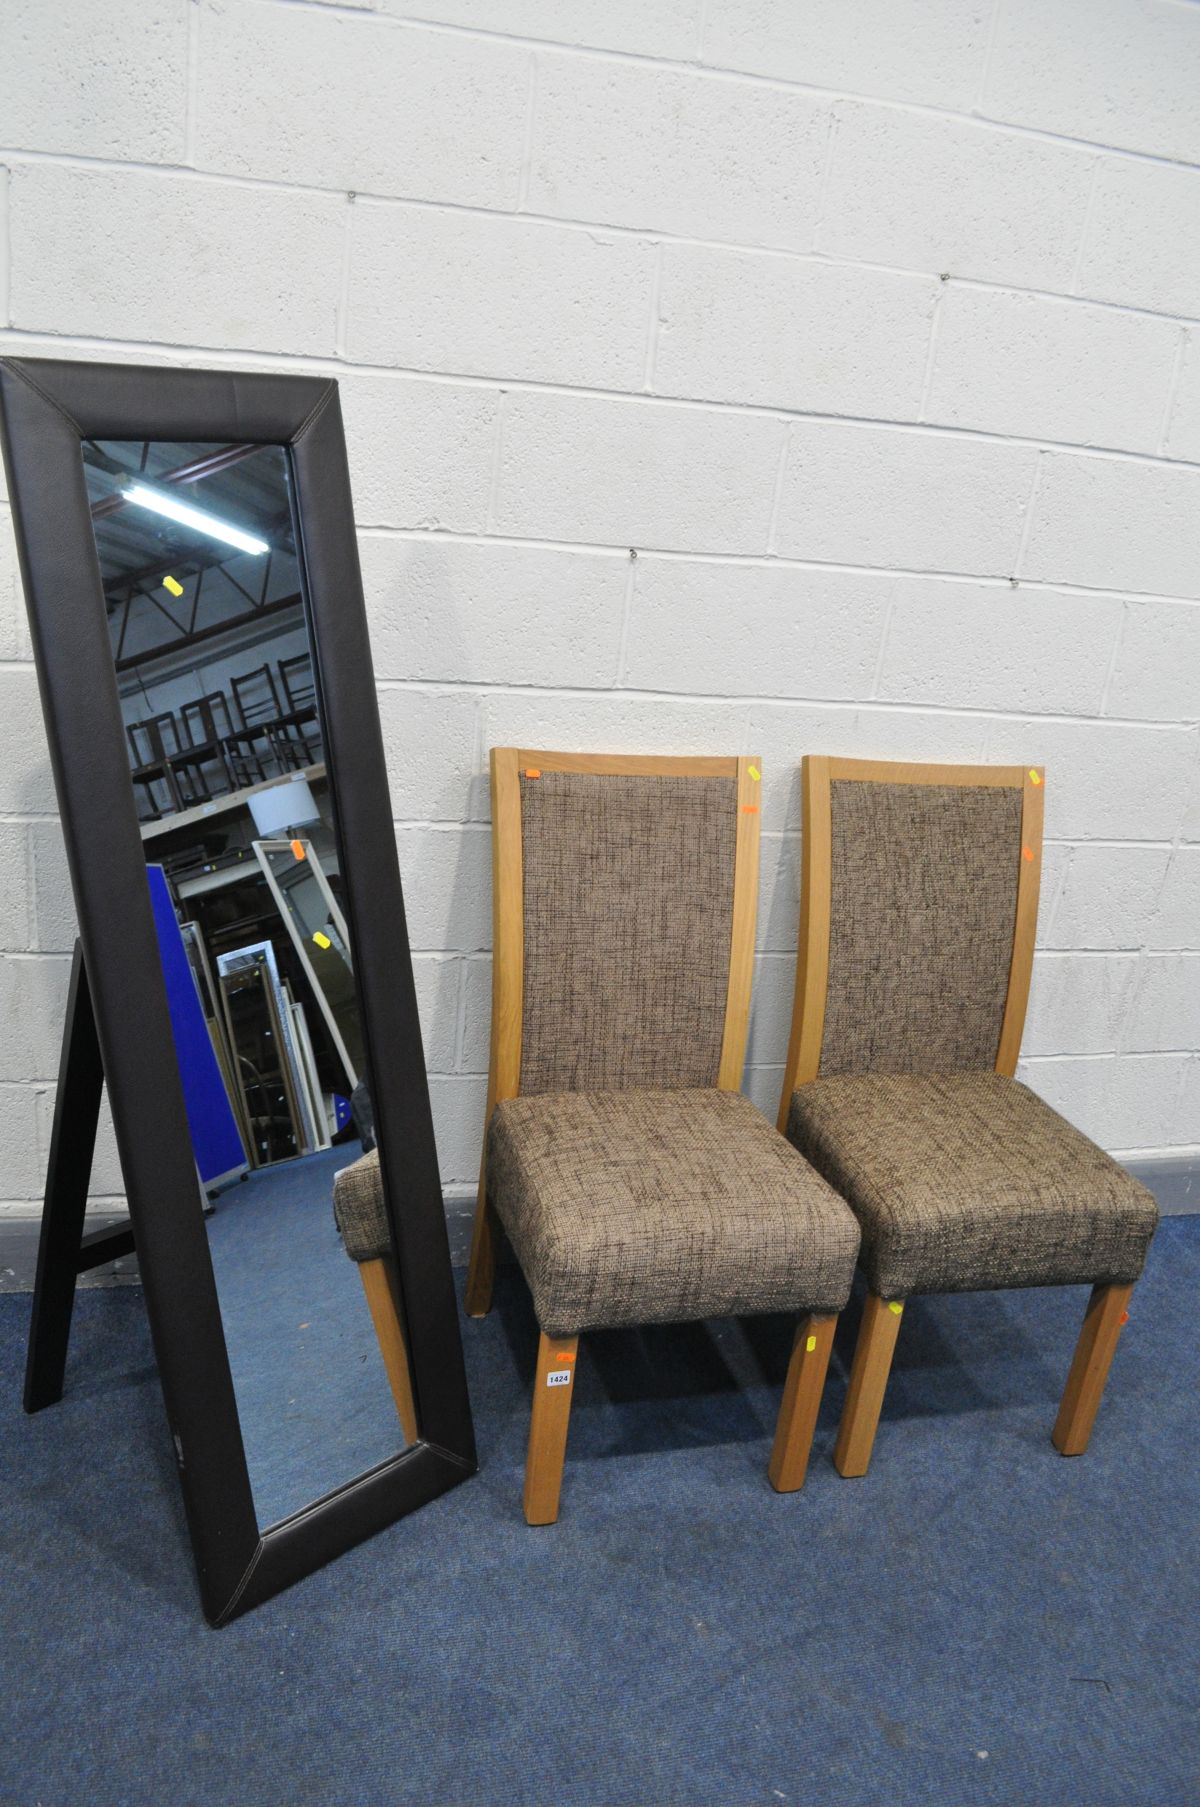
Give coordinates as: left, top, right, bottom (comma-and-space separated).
123, 483, 269, 555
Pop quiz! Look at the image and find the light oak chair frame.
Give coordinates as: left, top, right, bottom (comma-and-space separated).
466, 749, 835, 1523
357, 1255, 418, 1446
777, 756, 1133, 1476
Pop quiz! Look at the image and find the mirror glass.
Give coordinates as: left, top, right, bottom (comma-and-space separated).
82, 438, 414, 1527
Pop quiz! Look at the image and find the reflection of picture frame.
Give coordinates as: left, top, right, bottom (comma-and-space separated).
0, 356, 476, 1624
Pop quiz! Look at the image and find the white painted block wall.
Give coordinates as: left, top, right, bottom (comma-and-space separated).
1, 0, 1198, 1213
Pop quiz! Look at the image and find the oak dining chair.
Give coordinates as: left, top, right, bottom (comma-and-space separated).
777, 756, 1158, 1478
465, 749, 861, 1524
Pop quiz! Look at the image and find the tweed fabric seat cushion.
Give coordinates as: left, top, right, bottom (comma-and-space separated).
786, 1073, 1158, 1301
487, 1088, 861, 1338
332, 1149, 388, 1263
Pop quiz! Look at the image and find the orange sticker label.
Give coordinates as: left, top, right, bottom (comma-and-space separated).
741, 804, 759, 814
525, 768, 541, 779
1119, 1311, 1130, 1325
291, 838, 307, 861
1022, 846, 1034, 862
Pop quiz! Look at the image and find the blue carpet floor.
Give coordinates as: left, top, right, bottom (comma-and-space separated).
206, 1142, 413, 1528
1, 1217, 1197, 1807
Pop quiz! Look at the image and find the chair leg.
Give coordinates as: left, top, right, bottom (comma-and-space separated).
523, 1332, 579, 1526
358, 1256, 418, 1445
464, 1174, 499, 1318
833, 1293, 905, 1479
768, 1313, 837, 1493
1052, 1282, 1134, 1457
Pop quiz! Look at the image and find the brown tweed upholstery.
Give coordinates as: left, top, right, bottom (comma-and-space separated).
820, 781, 1022, 1075
518, 772, 735, 1094
786, 1073, 1158, 1300
332, 1149, 388, 1263
487, 1089, 861, 1337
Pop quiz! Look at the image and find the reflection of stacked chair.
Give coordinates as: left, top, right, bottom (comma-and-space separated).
180, 693, 239, 794
277, 652, 323, 767
230, 663, 289, 781
125, 659, 326, 818
127, 715, 185, 819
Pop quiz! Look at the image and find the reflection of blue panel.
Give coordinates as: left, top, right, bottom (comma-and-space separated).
147, 864, 247, 1188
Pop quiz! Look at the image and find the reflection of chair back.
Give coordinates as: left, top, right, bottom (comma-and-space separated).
127, 715, 170, 770
231, 664, 283, 729
279, 653, 315, 714
181, 692, 234, 749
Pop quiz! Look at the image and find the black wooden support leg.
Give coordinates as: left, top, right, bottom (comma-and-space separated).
23, 940, 133, 1413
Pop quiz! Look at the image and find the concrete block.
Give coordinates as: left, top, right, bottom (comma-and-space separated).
820, 104, 1095, 291
411, 954, 462, 1073
654, 246, 934, 419
982, 716, 1194, 841
459, 955, 492, 1074
359, 537, 627, 689
1076, 157, 1200, 317
529, 56, 828, 250
1045, 845, 1172, 950
393, 825, 491, 952
1147, 848, 1200, 949
196, 3, 528, 208
28, 821, 76, 954
428, 1073, 489, 1185
0, 957, 71, 1084
1123, 953, 1200, 1053
493, 392, 785, 553
376, 0, 702, 62
1106, 601, 1200, 723
878, 579, 1122, 716
775, 423, 1036, 574
623, 560, 890, 701
982, 0, 1200, 166
1021, 451, 1200, 599
927, 287, 1180, 454
1022, 952, 1139, 1058
0, 672, 56, 815
1020, 1052, 1189, 1152
340, 377, 498, 533
9, 165, 345, 356
704, 0, 991, 109
0, 0, 188, 162
346, 204, 656, 389
376, 686, 482, 822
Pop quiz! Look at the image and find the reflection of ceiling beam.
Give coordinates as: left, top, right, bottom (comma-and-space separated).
114, 591, 303, 674
103, 507, 292, 606
90, 442, 260, 520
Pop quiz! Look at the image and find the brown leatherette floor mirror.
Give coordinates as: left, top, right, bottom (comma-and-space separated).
0, 356, 475, 1624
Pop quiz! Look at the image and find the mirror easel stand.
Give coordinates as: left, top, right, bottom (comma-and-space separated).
23, 941, 130, 1413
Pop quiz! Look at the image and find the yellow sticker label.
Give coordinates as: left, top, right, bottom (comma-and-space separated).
805, 1334, 817, 1353
313, 931, 332, 950
888, 1301, 904, 1316
162, 574, 184, 597
748, 764, 761, 782
1029, 769, 1042, 785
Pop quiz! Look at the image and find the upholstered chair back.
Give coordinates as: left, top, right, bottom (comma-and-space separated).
518, 769, 737, 1094
777, 759, 1043, 1109
820, 778, 1023, 1075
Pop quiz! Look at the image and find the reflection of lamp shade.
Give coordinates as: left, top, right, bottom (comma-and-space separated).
249, 776, 321, 837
